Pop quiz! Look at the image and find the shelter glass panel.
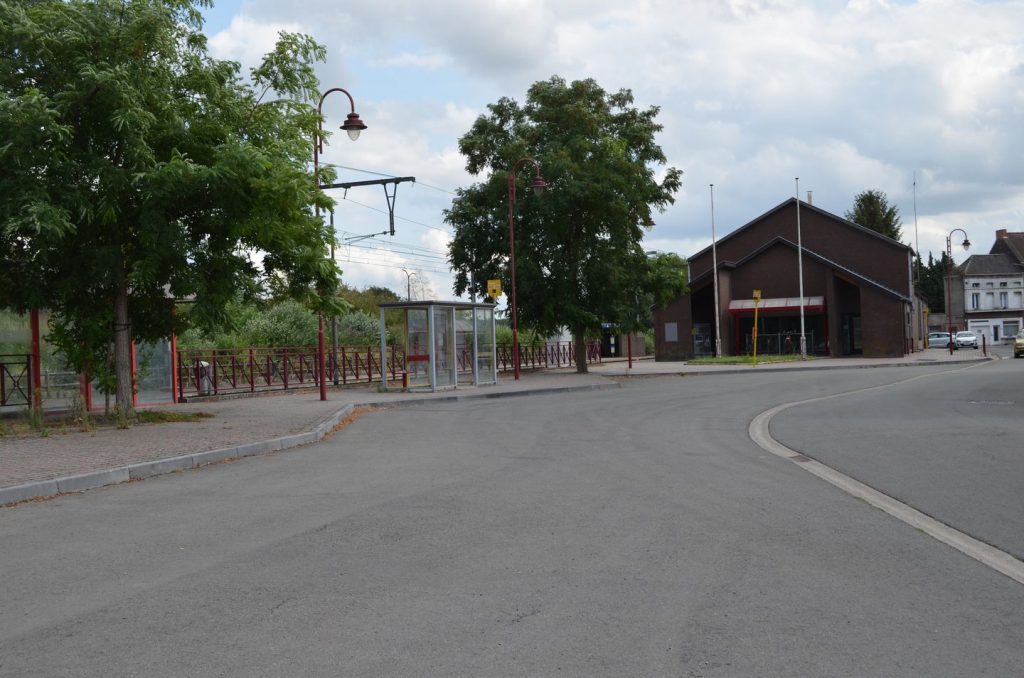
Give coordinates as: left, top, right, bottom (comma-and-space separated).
406, 308, 430, 388
433, 306, 455, 388
456, 309, 476, 386
476, 307, 495, 384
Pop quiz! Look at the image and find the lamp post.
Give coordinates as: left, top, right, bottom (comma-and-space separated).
401, 268, 417, 301
507, 157, 547, 380
710, 184, 722, 357
945, 228, 970, 355
795, 178, 806, 359
314, 87, 367, 401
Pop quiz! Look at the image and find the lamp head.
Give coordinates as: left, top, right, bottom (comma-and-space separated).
962, 238, 971, 251
341, 112, 367, 141
529, 174, 547, 197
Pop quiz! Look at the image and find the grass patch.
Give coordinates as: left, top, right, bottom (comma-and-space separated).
135, 410, 214, 424
688, 354, 807, 365
0, 409, 214, 438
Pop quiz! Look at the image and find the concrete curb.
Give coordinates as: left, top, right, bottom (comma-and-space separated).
652, 357, 992, 378
1, 381, 617, 507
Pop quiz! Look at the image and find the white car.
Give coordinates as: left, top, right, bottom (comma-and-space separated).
927, 331, 953, 349
954, 331, 978, 349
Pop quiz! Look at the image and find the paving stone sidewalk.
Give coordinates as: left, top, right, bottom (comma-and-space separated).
0, 372, 615, 502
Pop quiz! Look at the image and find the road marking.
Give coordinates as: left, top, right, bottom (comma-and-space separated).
748, 363, 1024, 587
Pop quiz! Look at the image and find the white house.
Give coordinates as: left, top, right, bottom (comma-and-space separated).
961, 230, 1024, 344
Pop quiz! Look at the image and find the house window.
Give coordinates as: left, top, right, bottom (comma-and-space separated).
971, 293, 980, 310
986, 282, 994, 288
985, 292, 995, 308
972, 282, 980, 288
1005, 321, 1020, 338
1000, 281, 1008, 287
1014, 291, 1023, 308
1000, 292, 1008, 308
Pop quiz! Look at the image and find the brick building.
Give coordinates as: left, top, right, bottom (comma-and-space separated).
654, 199, 917, 360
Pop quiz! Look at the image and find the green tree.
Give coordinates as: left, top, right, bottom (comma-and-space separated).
445, 76, 682, 372
845, 189, 903, 241
0, 0, 341, 415
917, 251, 949, 313
339, 284, 401, 316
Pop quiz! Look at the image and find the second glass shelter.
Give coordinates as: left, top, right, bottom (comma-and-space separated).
379, 300, 497, 392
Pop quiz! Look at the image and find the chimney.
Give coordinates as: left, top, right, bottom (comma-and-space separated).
996, 228, 1008, 240
806, 191, 813, 206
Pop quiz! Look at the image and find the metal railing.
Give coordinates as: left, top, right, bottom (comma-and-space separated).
176, 346, 408, 399
496, 340, 602, 372
176, 341, 603, 399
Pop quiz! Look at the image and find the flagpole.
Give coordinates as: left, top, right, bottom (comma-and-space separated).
796, 178, 806, 359
710, 184, 722, 357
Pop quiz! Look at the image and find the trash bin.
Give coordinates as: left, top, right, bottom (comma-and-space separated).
196, 360, 212, 396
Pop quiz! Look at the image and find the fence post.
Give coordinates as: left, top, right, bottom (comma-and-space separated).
249, 348, 255, 392
367, 348, 373, 384
282, 349, 289, 389
176, 352, 184, 402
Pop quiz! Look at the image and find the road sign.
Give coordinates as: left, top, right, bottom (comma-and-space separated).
487, 279, 502, 300
753, 289, 762, 300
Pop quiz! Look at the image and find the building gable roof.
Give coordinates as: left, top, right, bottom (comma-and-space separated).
690, 236, 911, 303
990, 232, 1024, 264
962, 253, 1024, 276
688, 197, 912, 263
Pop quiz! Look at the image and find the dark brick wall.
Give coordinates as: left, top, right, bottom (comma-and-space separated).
655, 200, 912, 360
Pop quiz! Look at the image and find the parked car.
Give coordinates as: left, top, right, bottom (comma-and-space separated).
927, 331, 954, 349
954, 331, 978, 349
1014, 329, 1024, 358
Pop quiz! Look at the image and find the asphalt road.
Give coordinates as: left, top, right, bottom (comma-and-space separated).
2, 365, 1022, 677
772, 356, 1024, 559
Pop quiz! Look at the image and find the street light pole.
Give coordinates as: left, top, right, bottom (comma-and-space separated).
945, 228, 971, 355
314, 87, 367, 401
710, 184, 722, 357
795, 178, 806, 359
401, 268, 417, 301
506, 158, 547, 380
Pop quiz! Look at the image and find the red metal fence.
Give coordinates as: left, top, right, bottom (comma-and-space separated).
176, 341, 601, 400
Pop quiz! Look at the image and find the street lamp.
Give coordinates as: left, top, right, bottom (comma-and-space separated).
401, 268, 418, 301
507, 157, 547, 380
945, 228, 970, 355
314, 87, 367, 401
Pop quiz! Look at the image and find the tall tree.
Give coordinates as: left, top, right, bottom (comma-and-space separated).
0, 0, 341, 415
845, 189, 903, 241
445, 76, 682, 372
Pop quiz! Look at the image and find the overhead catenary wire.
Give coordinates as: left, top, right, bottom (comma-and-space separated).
334, 254, 451, 276
337, 196, 451, 234
337, 237, 446, 261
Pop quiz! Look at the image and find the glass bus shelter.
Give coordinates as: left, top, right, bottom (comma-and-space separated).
379, 300, 497, 392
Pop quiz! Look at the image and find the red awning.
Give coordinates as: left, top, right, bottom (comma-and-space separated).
727, 296, 825, 315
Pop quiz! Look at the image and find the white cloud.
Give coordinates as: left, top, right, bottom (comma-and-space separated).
206, 0, 1024, 295
208, 15, 305, 67
378, 52, 452, 70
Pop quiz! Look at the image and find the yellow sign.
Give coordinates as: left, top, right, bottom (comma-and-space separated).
487, 279, 502, 300
752, 289, 762, 300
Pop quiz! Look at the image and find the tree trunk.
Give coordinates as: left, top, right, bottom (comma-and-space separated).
573, 325, 588, 374
113, 280, 134, 417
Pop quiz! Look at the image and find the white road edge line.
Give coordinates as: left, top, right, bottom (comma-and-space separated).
748, 362, 1024, 586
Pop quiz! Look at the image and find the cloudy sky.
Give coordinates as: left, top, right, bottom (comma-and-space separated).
201, 0, 1024, 301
